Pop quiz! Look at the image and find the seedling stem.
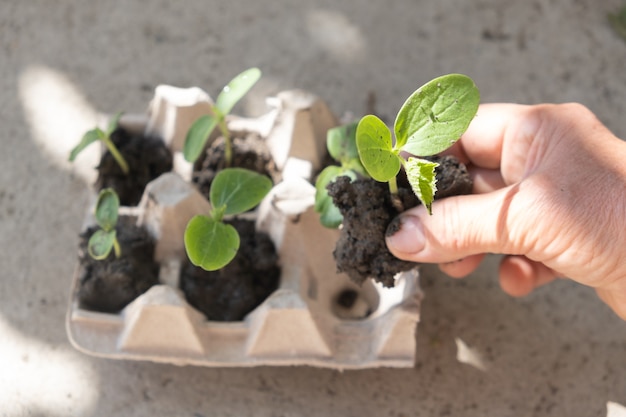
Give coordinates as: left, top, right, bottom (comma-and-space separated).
217, 116, 232, 166
102, 134, 130, 174
388, 176, 403, 212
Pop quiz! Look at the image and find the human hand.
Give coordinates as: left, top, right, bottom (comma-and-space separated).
386, 103, 626, 319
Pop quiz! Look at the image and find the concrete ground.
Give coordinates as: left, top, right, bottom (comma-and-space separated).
2, 0, 626, 416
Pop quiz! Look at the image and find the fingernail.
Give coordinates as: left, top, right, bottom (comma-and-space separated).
386, 215, 425, 254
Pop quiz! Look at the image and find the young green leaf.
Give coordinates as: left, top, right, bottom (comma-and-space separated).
327, 122, 360, 162
184, 215, 240, 271
315, 166, 342, 212
69, 129, 102, 162
356, 115, 402, 182
314, 122, 369, 228
215, 67, 262, 115
183, 68, 262, 163
95, 188, 119, 232
405, 158, 439, 215
210, 168, 272, 216
87, 189, 121, 260
395, 74, 480, 156
183, 114, 219, 162
88, 229, 117, 260
315, 166, 356, 228
326, 121, 368, 178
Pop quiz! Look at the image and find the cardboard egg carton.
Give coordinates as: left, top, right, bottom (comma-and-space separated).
66, 86, 423, 368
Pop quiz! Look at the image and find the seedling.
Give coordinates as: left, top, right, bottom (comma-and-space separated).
69, 112, 129, 174
356, 74, 480, 214
183, 67, 262, 166
314, 122, 369, 228
88, 188, 121, 260
184, 168, 272, 271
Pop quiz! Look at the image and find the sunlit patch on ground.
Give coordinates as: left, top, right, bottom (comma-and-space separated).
607, 401, 626, 417
18, 65, 103, 185
455, 337, 488, 372
306, 9, 365, 62
0, 316, 99, 415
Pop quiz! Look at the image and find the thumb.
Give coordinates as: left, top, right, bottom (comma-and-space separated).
386, 185, 530, 263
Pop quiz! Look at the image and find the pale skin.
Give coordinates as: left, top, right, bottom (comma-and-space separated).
386, 103, 626, 320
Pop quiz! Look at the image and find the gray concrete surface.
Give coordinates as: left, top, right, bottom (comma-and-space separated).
2, 0, 626, 416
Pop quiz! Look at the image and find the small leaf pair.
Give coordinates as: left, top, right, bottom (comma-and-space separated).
356, 74, 480, 213
88, 188, 121, 260
184, 168, 272, 271
183, 68, 262, 164
314, 122, 368, 228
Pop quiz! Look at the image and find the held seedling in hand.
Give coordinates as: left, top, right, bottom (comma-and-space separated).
314, 122, 368, 228
88, 188, 121, 260
69, 112, 129, 174
356, 74, 480, 214
183, 68, 262, 165
184, 168, 272, 271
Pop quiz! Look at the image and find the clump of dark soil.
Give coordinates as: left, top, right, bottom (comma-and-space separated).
77, 216, 160, 313
327, 155, 472, 287
96, 127, 173, 206
179, 218, 281, 322
193, 132, 280, 198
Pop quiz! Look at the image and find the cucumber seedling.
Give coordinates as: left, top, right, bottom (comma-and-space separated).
88, 188, 121, 260
184, 168, 272, 271
314, 122, 369, 228
356, 74, 480, 214
183, 67, 262, 166
69, 112, 129, 174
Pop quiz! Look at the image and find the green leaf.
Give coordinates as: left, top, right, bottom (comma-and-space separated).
356, 115, 402, 182
184, 215, 240, 271
314, 166, 342, 211
88, 229, 116, 260
318, 199, 344, 229
183, 114, 219, 162
215, 67, 262, 115
94, 188, 119, 231
405, 157, 439, 215
106, 112, 123, 136
395, 74, 480, 156
327, 122, 360, 162
314, 166, 355, 228
69, 128, 103, 161
210, 168, 272, 216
